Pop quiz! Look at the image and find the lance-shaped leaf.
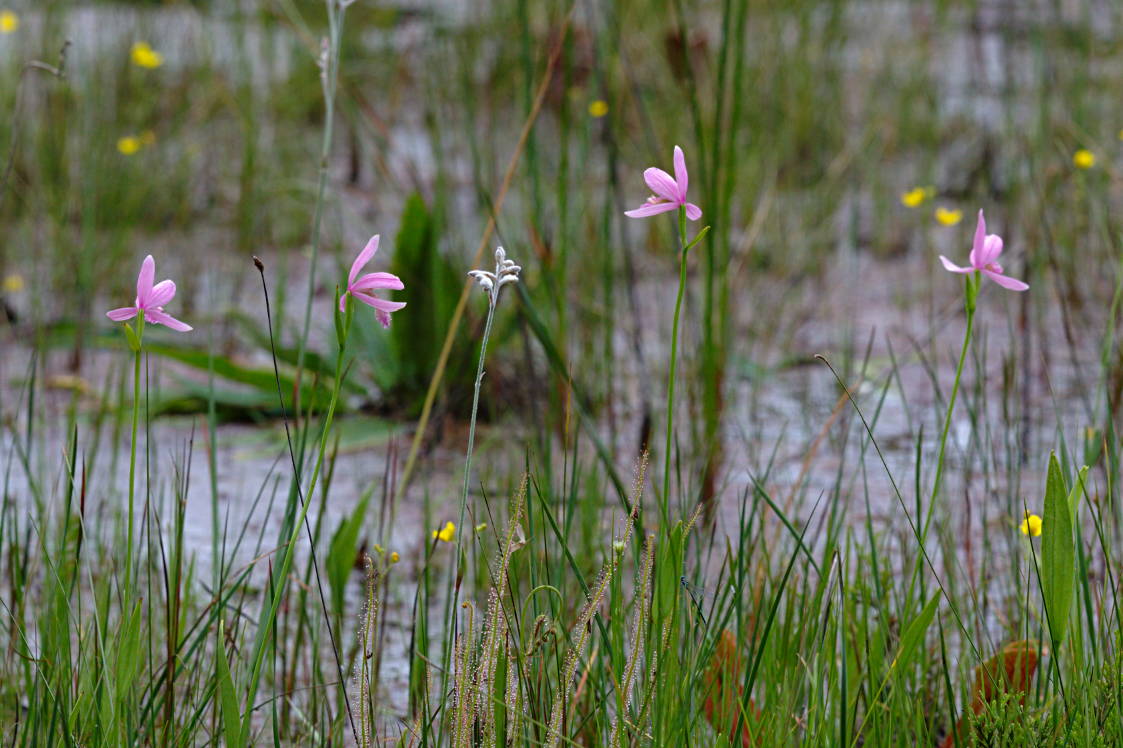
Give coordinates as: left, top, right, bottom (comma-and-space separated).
1041, 452, 1075, 646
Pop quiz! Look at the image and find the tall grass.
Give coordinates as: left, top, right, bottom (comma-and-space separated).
3, 0, 1123, 746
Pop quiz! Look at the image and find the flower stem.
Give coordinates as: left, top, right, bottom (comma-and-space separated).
921, 273, 978, 542
442, 292, 498, 699
458, 295, 496, 557
124, 346, 140, 594
662, 206, 689, 520
293, 0, 346, 412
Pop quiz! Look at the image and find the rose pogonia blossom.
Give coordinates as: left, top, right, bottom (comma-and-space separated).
339, 234, 406, 328
625, 145, 702, 221
106, 254, 192, 331
939, 210, 1028, 291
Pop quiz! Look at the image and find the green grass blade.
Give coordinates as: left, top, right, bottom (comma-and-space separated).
216, 621, 243, 748
892, 593, 939, 674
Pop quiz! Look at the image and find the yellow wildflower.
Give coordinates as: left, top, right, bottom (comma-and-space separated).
389, 551, 400, 564
1020, 512, 1042, 537
432, 521, 455, 543
0, 10, 18, 33
588, 99, 608, 118
900, 187, 927, 208
934, 207, 962, 226
131, 41, 164, 69
3, 273, 24, 293
1073, 149, 1095, 169
117, 136, 141, 155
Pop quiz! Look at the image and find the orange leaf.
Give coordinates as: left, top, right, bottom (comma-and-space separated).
939, 640, 1038, 748
703, 629, 762, 747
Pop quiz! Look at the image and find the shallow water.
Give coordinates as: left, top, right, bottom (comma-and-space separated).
1, 0, 1120, 730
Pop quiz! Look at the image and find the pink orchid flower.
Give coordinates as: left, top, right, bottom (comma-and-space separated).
624, 145, 702, 221
106, 254, 192, 331
339, 234, 406, 328
939, 210, 1028, 291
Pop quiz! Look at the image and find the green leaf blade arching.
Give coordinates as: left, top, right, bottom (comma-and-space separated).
1041, 452, 1075, 647
893, 593, 939, 675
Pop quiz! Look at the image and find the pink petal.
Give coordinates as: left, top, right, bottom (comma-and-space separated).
684, 202, 702, 221
353, 293, 406, 314
339, 292, 348, 313
351, 272, 404, 292
673, 145, 688, 200
969, 210, 986, 267
136, 255, 155, 305
977, 235, 1003, 267
643, 168, 680, 203
107, 306, 138, 322
349, 235, 380, 285
939, 256, 973, 274
625, 201, 678, 218
145, 308, 193, 331
376, 310, 392, 329
148, 279, 176, 308
981, 268, 1028, 291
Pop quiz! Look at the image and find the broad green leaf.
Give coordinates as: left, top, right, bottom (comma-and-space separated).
655, 522, 684, 623
1042, 452, 1075, 645
215, 621, 243, 748
327, 490, 372, 613
892, 593, 939, 673
146, 343, 334, 407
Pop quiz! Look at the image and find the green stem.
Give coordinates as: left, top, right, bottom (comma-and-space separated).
293, 2, 346, 410
458, 296, 496, 549
918, 273, 978, 555
125, 347, 140, 595
124, 310, 145, 594
662, 206, 689, 520
442, 291, 498, 702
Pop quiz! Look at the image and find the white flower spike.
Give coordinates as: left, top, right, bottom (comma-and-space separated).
468, 247, 521, 304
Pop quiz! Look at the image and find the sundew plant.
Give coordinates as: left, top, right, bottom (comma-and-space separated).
2, 0, 1123, 746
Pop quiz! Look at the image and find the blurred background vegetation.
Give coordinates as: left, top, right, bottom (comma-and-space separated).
3, 0, 1123, 743
2, 0, 1120, 431
2, 0, 1119, 427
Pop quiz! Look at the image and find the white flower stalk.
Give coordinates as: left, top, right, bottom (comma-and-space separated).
444, 246, 522, 703
468, 246, 521, 305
